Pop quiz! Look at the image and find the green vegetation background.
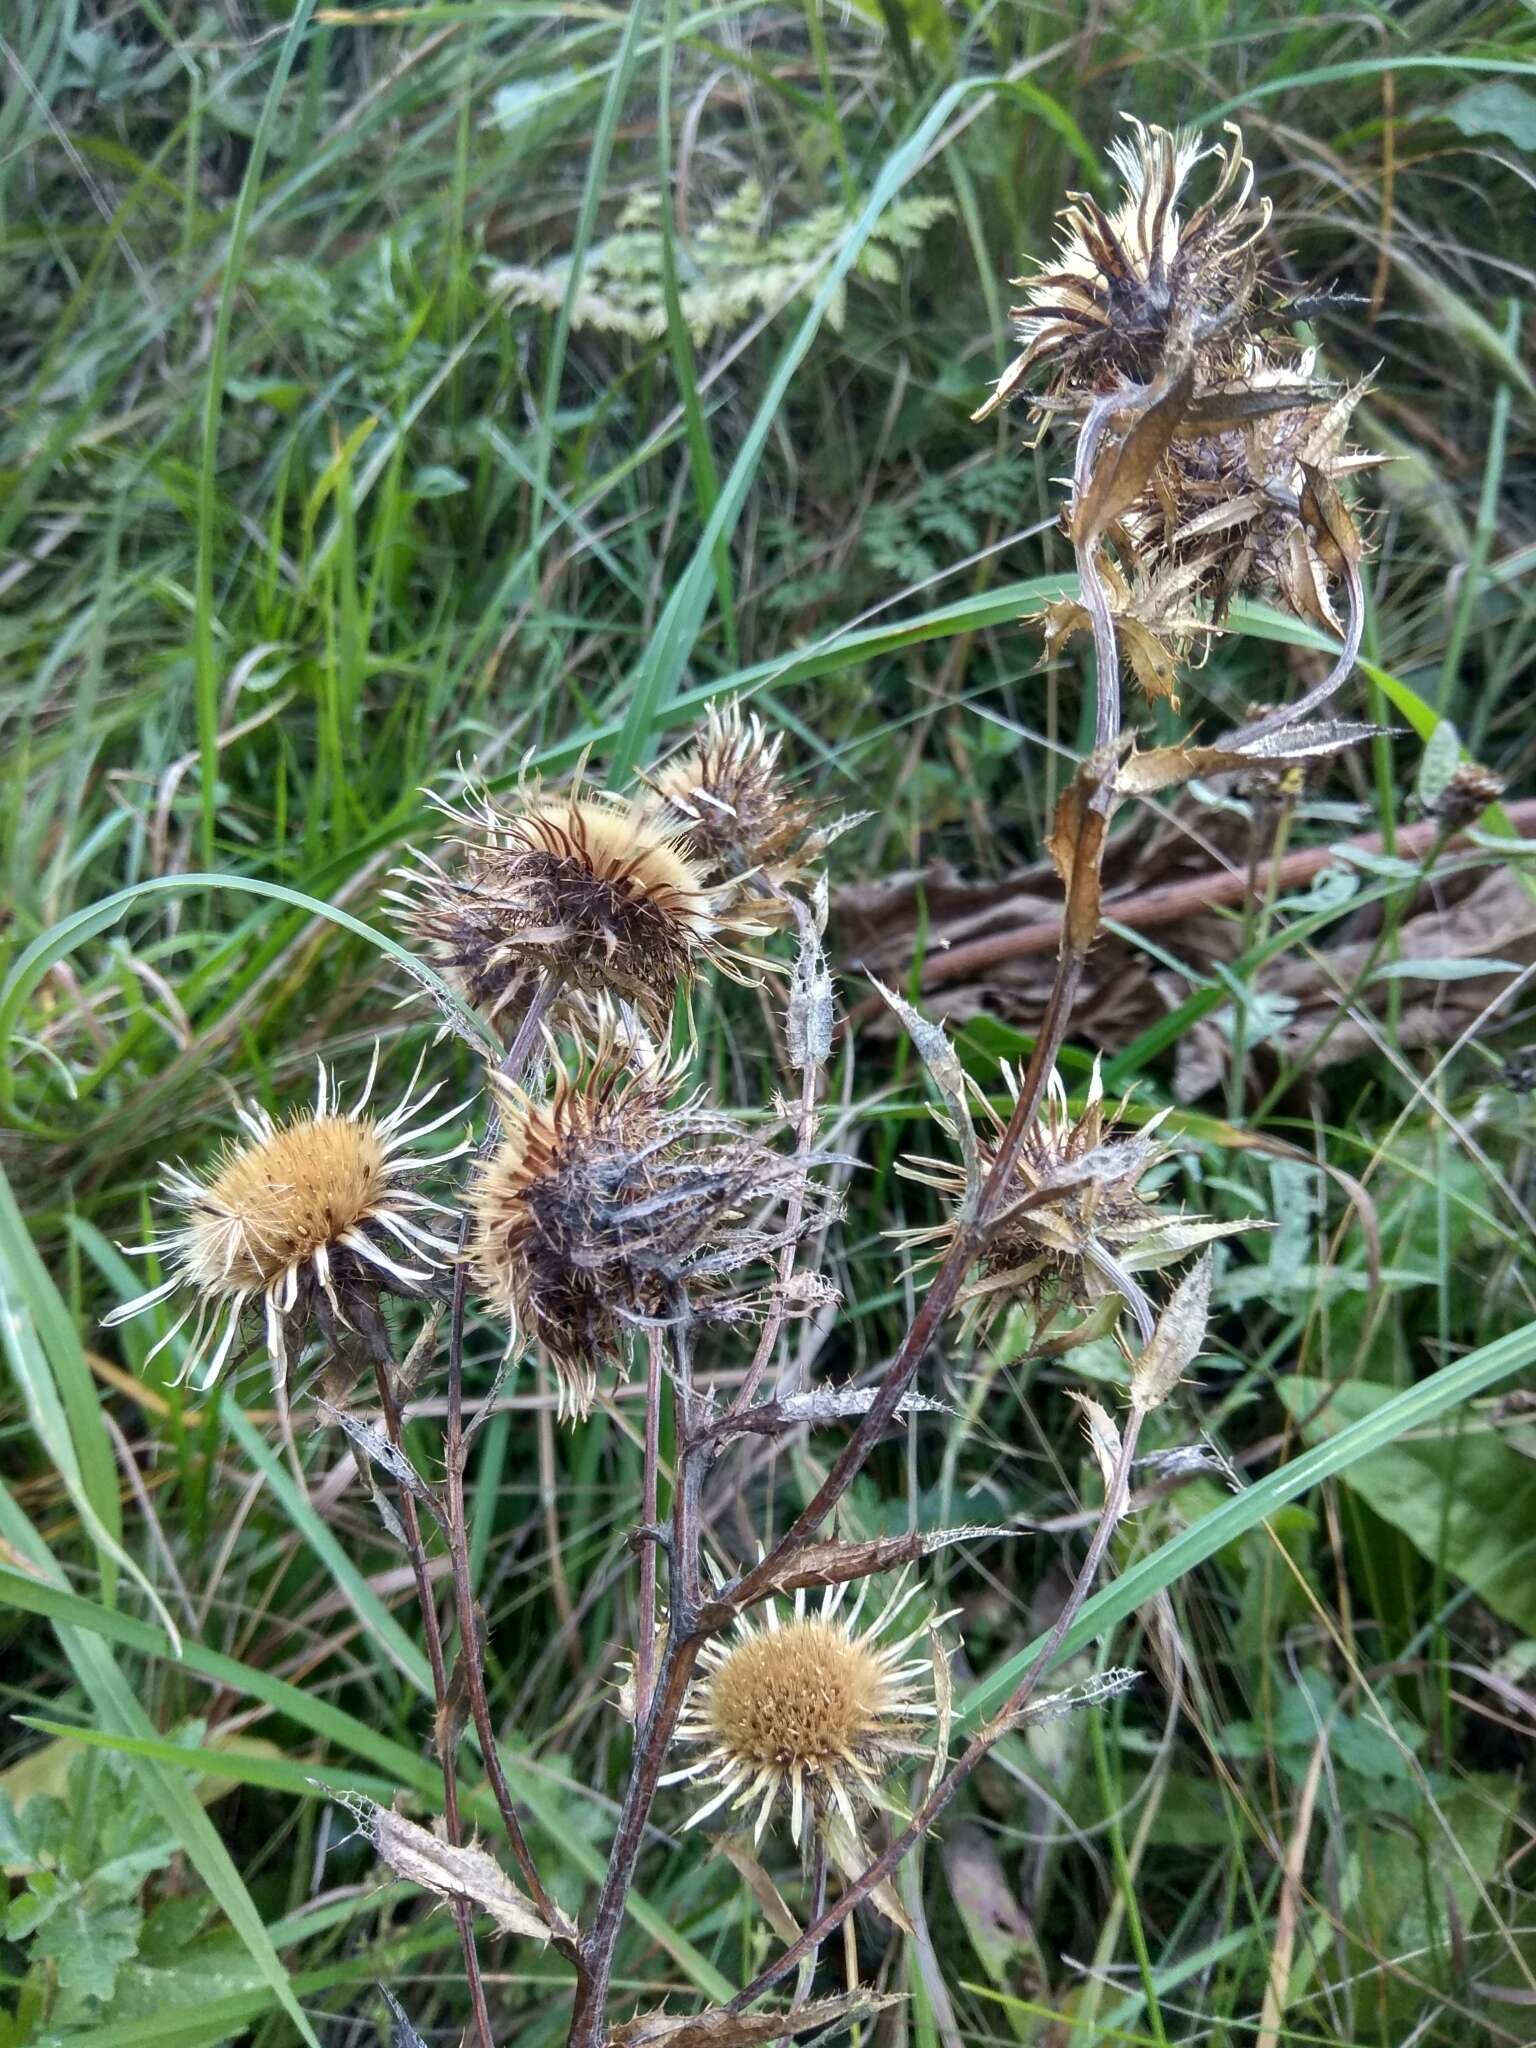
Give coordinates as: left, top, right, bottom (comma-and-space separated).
4, 2, 1536, 2044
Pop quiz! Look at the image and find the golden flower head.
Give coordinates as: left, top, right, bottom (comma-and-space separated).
389, 777, 767, 1033
662, 1577, 935, 1849
104, 1051, 469, 1392
975, 117, 1271, 422
899, 1062, 1244, 1337
643, 701, 836, 902
469, 1016, 831, 1420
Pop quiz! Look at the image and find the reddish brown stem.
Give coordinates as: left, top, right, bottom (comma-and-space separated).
369, 1357, 496, 2048
855, 798, 1536, 1009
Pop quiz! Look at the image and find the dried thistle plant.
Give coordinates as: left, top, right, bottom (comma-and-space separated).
898, 1061, 1245, 1342
979, 115, 1372, 740
468, 1010, 836, 1419
104, 1052, 468, 1394
390, 777, 768, 1032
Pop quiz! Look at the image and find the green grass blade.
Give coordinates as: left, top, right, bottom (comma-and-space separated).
959, 1316, 1536, 1725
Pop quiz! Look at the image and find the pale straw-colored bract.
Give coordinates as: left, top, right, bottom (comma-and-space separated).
103, 1049, 471, 1391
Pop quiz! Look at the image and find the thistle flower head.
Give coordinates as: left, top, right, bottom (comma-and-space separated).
975, 118, 1270, 420
643, 701, 830, 900
899, 1062, 1243, 1335
103, 1051, 469, 1392
663, 1577, 935, 1849
469, 1015, 832, 1420
390, 778, 766, 1032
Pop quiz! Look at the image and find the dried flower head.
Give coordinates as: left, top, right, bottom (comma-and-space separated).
390, 779, 766, 1032
974, 118, 1270, 423
1428, 759, 1505, 836
663, 1578, 935, 1849
104, 1052, 468, 1392
643, 701, 835, 901
899, 1062, 1244, 1337
469, 1017, 832, 1419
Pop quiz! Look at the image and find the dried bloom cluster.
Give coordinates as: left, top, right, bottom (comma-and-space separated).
899, 1063, 1244, 1340
644, 700, 845, 904
104, 1052, 467, 1392
976, 116, 1372, 715
469, 1016, 836, 1418
390, 778, 767, 1034
663, 1578, 935, 1854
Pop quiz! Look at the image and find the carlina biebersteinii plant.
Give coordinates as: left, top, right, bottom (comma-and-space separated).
641, 698, 853, 907
662, 1576, 940, 1902
387, 773, 770, 1034
102, 1050, 470, 1396
468, 1011, 839, 1419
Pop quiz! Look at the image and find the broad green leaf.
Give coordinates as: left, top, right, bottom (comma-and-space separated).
1275, 1376, 1536, 1631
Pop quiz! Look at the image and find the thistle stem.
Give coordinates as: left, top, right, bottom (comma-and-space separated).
443, 975, 566, 1934
368, 1354, 496, 2048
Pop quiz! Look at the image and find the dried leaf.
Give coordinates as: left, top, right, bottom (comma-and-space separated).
348, 1800, 555, 1944
755, 1525, 1018, 1597
608, 1992, 900, 2047
786, 904, 835, 1072
930, 1627, 954, 1784
315, 1399, 446, 1525
1117, 721, 1386, 796
821, 1808, 913, 1933
1005, 1665, 1143, 1732
1129, 1252, 1212, 1413
1071, 1392, 1122, 1497
1298, 458, 1364, 576
942, 1825, 1040, 1987
870, 979, 982, 1202
775, 1385, 952, 1424
381, 1988, 428, 2048
1071, 365, 1194, 546
714, 1837, 801, 1945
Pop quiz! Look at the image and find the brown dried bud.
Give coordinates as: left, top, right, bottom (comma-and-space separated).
1428, 760, 1505, 836
468, 1016, 835, 1419
389, 778, 768, 1032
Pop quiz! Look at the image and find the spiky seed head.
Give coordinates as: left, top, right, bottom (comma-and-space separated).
974, 117, 1271, 421
469, 1017, 832, 1420
103, 1052, 469, 1395
898, 1062, 1246, 1337
644, 702, 828, 902
389, 779, 767, 1032
663, 1579, 935, 1849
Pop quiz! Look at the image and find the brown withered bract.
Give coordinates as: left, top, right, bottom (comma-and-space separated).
469, 1016, 835, 1420
973, 118, 1271, 423
389, 778, 768, 1033
643, 701, 840, 904
898, 1060, 1246, 1339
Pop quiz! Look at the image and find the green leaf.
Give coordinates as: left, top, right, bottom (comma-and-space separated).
1368, 956, 1522, 983
1275, 1376, 1536, 1632
1443, 81, 1536, 151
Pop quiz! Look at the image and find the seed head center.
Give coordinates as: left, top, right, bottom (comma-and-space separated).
193, 1115, 388, 1289
706, 1620, 883, 1769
